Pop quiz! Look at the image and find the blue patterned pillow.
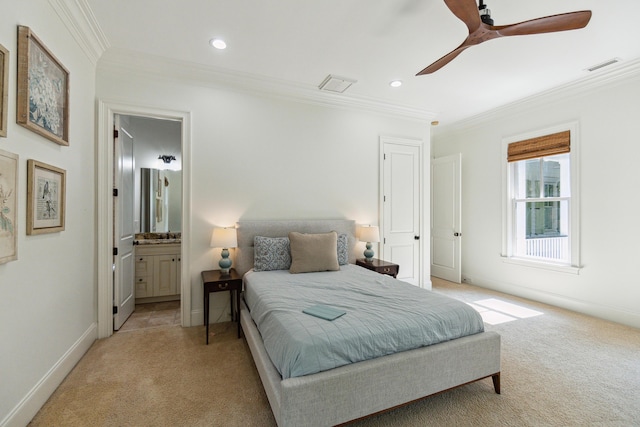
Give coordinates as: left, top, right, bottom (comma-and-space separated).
337, 233, 348, 265
254, 236, 291, 271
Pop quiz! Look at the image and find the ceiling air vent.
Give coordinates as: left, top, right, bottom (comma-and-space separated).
318, 75, 357, 93
586, 58, 621, 72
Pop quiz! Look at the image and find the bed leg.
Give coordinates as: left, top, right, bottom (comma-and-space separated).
492, 373, 501, 394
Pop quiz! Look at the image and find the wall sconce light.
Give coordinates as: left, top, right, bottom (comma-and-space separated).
158, 155, 177, 164
210, 227, 238, 275
358, 225, 380, 262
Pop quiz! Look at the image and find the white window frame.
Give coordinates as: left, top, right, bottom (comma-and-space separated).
501, 122, 581, 274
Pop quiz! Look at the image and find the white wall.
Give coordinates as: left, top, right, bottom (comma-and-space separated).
96, 65, 430, 326
0, 1, 97, 425
432, 68, 640, 329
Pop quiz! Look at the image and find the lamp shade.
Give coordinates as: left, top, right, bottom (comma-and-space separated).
210, 227, 238, 249
358, 226, 380, 243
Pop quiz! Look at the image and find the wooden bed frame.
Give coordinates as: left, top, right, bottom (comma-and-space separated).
235, 220, 501, 426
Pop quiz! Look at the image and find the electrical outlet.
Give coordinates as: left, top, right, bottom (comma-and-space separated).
462, 276, 473, 284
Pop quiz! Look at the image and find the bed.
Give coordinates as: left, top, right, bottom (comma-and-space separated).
235, 219, 501, 426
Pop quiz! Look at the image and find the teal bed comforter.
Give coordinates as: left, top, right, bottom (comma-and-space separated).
244, 264, 484, 379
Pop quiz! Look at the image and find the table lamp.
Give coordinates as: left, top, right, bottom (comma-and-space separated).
358, 225, 380, 262
210, 227, 238, 275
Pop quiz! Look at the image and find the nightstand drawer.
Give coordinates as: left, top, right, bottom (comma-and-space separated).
380, 265, 398, 276
215, 280, 240, 291
356, 258, 399, 278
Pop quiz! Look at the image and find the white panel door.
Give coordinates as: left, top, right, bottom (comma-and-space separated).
113, 115, 136, 330
431, 154, 461, 283
382, 139, 421, 286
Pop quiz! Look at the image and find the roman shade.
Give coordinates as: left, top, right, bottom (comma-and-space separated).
507, 130, 570, 162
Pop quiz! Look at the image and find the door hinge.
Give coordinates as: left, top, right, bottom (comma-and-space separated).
113, 247, 118, 256
113, 128, 119, 138
113, 188, 118, 197
384, 195, 386, 202
383, 237, 386, 244
113, 306, 118, 314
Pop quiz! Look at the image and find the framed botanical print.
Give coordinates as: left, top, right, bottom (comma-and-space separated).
0, 43, 8, 138
0, 149, 18, 263
27, 159, 66, 235
17, 26, 70, 146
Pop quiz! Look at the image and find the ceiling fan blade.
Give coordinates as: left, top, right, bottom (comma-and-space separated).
416, 44, 472, 75
494, 11, 592, 37
444, 0, 482, 33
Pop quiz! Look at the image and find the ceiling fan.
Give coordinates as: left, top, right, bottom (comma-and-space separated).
417, 0, 592, 75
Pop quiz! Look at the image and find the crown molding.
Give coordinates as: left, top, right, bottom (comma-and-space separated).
49, 0, 109, 65
53, 0, 432, 121
433, 57, 640, 137
97, 49, 436, 123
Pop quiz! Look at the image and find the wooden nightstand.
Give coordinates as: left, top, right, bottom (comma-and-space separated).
356, 258, 399, 278
201, 268, 242, 343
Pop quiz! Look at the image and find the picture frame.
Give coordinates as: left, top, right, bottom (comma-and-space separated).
0, 43, 8, 138
17, 26, 70, 146
27, 159, 66, 235
0, 149, 18, 263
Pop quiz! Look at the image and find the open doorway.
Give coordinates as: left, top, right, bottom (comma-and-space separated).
115, 115, 183, 331
97, 101, 192, 339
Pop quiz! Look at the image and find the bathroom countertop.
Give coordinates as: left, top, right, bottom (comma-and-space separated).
135, 239, 181, 245
134, 232, 181, 245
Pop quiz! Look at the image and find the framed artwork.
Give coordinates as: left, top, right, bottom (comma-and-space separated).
27, 159, 66, 235
0, 149, 18, 263
17, 26, 70, 146
0, 43, 8, 137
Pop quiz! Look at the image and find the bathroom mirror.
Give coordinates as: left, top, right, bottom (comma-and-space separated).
140, 168, 182, 233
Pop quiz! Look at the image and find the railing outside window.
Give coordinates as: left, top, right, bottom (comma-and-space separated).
525, 236, 568, 260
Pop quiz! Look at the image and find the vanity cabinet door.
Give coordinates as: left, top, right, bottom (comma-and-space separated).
154, 254, 178, 296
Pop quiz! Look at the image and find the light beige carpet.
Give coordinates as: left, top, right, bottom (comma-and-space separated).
30, 279, 640, 426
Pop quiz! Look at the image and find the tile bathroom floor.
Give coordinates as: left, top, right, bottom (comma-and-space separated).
119, 300, 181, 331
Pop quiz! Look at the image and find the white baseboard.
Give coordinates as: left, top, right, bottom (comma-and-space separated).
468, 275, 640, 329
191, 308, 203, 326
191, 307, 233, 327
1, 323, 97, 427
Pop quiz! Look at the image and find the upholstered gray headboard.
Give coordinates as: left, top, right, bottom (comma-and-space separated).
235, 219, 357, 277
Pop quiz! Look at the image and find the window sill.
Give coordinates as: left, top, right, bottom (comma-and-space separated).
501, 256, 581, 275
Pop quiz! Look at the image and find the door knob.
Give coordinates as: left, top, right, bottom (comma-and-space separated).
414, 236, 420, 240
454, 232, 461, 236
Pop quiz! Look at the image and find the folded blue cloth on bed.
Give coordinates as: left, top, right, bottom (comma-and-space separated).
303, 305, 346, 321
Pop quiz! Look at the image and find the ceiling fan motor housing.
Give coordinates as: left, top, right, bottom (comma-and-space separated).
479, 2, 494, 25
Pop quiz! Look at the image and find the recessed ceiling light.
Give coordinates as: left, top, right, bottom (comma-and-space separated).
389, 80, 402, 88
210, 38, 227, 50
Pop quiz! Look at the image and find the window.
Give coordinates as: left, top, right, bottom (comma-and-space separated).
502, 125, 580, 272
512, 154, 569, 261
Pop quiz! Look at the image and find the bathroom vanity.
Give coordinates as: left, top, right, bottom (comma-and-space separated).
134, 233, 181, 303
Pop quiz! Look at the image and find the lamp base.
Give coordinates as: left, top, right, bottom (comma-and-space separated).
219, 248, 232, 275
364, 243, 374, 261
